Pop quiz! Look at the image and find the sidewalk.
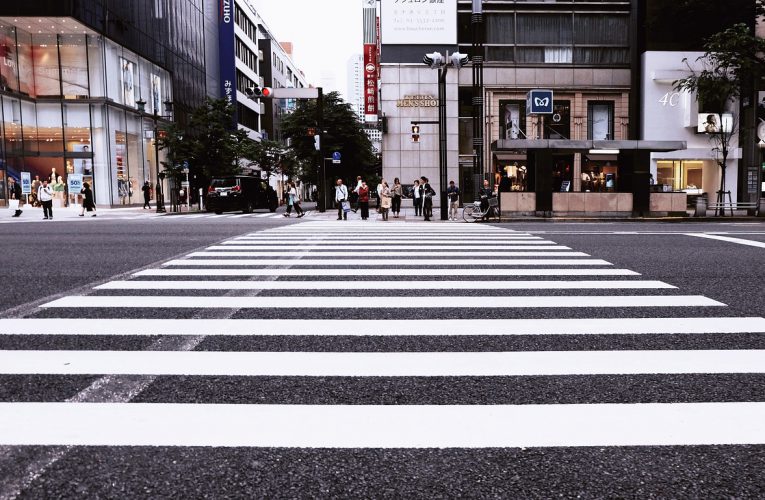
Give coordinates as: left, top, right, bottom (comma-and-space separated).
3, 204, 160, 221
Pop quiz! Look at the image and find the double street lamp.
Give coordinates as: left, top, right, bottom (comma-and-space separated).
137, 99, 173, 213
422, 51, 469, 220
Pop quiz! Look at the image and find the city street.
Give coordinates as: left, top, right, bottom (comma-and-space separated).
0, 215, 764, 497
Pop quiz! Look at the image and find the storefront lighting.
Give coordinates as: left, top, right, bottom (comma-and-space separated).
589, 149, 620, 155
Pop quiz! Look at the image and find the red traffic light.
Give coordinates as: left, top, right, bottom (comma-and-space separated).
261, 87, 273, 98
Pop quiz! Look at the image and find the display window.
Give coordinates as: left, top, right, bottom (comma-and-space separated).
32, 34, 61, 98
0, 26, 19, 92
582, 156, 618, 192
544, 101, 571, 140
499, 100, 526, 140
552, 155, 574, 192
59, 35, 89, 98
497, 163, 529, 192
656, 160, 704, 194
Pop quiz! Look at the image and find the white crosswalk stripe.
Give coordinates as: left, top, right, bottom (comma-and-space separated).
0, 220, 764, 456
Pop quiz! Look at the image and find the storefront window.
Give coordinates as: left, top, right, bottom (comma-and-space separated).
0, 26, 20, 92
32, 34, 60, 98
2, 96, 22, 155
498, 163, 529, 192
20, 99, 37, 153
553, 155, 574, 192
16, 30, 33, 97
588, 101, 614, 140
90, 104, 108, 205
582, 155, 618, 192
656, 160, 704, 193
87, 35, 106, 98
59, 35, 89, 98
36, 103, 64, 154
544, 101, 570, 140
125, 113, 144, 204
499, 100, 526, 140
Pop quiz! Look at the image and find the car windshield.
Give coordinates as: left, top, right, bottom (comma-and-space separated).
211, 178, 238, 188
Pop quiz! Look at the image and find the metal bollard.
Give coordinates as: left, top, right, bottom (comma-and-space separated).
694, 197, 707, 217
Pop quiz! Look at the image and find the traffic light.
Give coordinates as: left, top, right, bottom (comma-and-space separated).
411, 125, 420, 143
450, 52, 470, 68
244, 85, 273, 98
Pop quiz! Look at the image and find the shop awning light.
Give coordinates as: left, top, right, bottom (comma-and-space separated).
589, 149, 620, 155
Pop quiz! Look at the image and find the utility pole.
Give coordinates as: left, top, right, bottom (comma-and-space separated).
316, 87, 326, 212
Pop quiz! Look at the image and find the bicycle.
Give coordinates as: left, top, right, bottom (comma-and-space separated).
462, 196, 500, 222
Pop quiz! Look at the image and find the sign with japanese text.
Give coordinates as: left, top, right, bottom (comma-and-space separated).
219, 0, 237, 126
20, 172, 31, 195
363, 43, 378, 120
381, 0, 457, 45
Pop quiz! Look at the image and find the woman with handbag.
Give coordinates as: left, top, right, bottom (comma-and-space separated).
391, 178, 403, 218
284, 181, 304, 218
8, 177, 23, 217
358, 180, 370, 220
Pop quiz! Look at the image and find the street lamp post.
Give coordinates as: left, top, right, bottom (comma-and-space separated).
423, 51, 469, 221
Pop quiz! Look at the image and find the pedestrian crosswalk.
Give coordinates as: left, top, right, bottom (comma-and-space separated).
1, 221, 765, 485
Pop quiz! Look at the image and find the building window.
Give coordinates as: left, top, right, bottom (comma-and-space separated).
588, 101, 614, 140
656, 160, 704, 193
544, 101, 570, 140
499, 100, 527, 140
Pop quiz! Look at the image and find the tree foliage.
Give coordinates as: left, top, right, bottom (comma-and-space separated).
279, 91, 378, 185
673, 6, 765, 201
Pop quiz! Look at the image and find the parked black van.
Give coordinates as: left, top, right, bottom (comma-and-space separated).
206, 176, 278, 214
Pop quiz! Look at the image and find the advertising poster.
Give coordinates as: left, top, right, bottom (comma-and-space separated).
0, 29, 18, 92
20, 172, 31, 195
151, 73, 162, 115
120, 57, 136, 107
381, 0, 457, 45
500, 101, 524, 140
67, 173, 83, 194
363, 43, 378, 119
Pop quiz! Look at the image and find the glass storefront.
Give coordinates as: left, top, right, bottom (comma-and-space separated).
656, 160, 704, 194
0, 22, 171, 207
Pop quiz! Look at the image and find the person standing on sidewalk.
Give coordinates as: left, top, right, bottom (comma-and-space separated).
142, 181, 152, 209
351, 176, 363, 213
391, 178, 403, 218
8, 177, 23, 217
376, 179, 384, 213
412, 179, 422, 216
447, 180, 460, 221
380, 181, 392, 221
38, 179, 54, 220
358, 180, 370, 220
421, 176, 435, 221
335, 178, 348, 221
79, 182, 97, 217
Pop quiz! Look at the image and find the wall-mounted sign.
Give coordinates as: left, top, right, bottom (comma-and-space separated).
381, 0, 457, 45
364, 43, 378, 121
397, 95, 438, 108
219, 0, 237, 123
527, 90, 554, 115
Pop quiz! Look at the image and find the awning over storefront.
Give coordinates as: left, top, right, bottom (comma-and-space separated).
493, 140, 687, 153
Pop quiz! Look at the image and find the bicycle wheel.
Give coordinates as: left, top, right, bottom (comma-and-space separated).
463, 205, 479, 222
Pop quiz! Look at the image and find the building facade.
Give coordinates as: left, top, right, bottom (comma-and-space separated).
0, 1, 208, 208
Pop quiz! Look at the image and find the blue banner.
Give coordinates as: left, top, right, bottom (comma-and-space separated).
527, 90, 554, 115
219, 0, 237, 126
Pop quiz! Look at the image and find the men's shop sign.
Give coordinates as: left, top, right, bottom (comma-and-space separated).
396, 95, 438, 107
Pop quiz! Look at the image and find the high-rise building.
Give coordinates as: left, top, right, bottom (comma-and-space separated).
347, 54, 364, 121
0, 1, 208, 208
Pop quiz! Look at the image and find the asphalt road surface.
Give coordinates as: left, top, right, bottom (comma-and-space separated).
0, 213, 764, 498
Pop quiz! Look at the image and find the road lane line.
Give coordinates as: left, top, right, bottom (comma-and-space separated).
41, 295, 725, 309
162, 259, 614, 266
2, 402, 764, 447
133, 268, 639, 277
1, 349, 762, 376
213, 243, 562, 249
96, 280, 674, 291
1, 317, 760, 336
687, 233, 765, 249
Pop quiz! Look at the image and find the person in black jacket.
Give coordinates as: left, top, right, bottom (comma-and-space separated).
8, 177, 22, 217
79, 182, 97, 217
420, 176, 435, 221
142, 181, 152, 209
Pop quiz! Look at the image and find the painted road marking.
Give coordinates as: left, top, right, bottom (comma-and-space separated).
1, 349, 762, 376
0, 317, 761, 337
187, 251, 591, 258
96, 280, 674, 291
41, 295, 725, 309
163, 259, 614, 267
686, 233, 765, 249
133, 268, 639, 277
1, 402, 764, 447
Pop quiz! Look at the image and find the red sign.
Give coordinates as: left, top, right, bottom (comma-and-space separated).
363, 43, 378, 117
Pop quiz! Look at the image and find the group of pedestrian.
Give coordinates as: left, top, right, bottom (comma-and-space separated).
7, 175, 97, 220
411, 176, 436, 221
335, 176, 405, 221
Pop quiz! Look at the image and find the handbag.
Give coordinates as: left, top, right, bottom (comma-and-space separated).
341, 200, 351, 212
8, 199, 19, 210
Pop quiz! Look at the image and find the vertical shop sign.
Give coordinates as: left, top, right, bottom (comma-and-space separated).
219, 0, 237, 125
363, 43, 378, 121
20, 172, 31, 194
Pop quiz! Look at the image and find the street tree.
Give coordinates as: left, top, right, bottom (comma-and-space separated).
674, 6, 765, 213
244, 139, 285, 180
280, 91, 378, 186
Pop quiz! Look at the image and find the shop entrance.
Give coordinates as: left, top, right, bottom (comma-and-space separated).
459, 164, 476, 204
